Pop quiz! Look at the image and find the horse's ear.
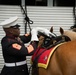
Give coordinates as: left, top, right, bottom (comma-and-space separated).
50, 26, 53, 33
60, 27, 64, 35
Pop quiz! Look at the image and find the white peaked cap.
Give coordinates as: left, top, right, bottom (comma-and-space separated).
0, 16, 18, 28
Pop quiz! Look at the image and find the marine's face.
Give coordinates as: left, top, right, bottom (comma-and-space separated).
10, 27, 20, 37
4, 27, 20, 37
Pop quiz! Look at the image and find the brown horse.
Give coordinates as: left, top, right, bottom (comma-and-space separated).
31, 27, 76, 75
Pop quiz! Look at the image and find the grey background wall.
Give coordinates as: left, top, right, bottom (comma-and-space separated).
0, 5, 74, 73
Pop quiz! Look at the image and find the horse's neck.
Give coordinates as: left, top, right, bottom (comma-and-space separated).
64, 30, 76, 40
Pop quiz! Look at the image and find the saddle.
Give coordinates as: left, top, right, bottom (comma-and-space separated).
41, 35, 71, 48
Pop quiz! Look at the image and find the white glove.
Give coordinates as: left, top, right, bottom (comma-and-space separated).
35, 27, 56, 38
31, 28, 39, 41
31, 27, 56, 41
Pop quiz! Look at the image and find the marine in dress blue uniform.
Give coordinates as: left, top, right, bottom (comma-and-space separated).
0, 16, 55, 75
0, 16, 38, 75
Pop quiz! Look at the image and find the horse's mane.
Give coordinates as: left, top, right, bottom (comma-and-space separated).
64, 30, 76, 40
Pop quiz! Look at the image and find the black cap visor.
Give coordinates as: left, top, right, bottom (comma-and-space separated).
10, 24, 20, 29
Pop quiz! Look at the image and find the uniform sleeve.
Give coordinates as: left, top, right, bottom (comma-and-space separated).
27, 41, 38, 56
1, 38, 38, 57
1, 38, 29, 57
20, 33, 31, 43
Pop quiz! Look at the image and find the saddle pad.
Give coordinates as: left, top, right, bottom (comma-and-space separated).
31, 43, 64, 69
